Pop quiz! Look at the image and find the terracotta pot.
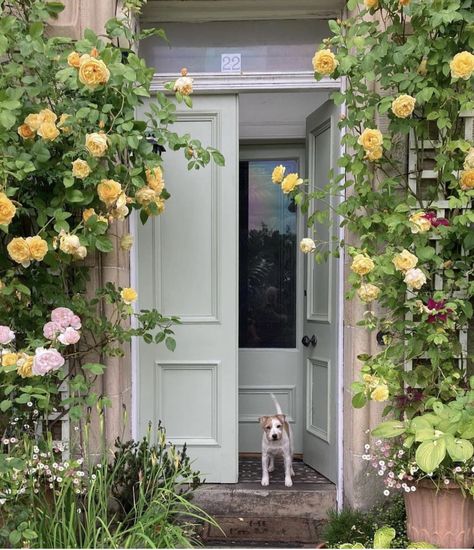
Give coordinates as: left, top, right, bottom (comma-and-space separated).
404, 480, 474, 548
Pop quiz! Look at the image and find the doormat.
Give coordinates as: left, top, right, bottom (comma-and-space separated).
201, 516, 323, 546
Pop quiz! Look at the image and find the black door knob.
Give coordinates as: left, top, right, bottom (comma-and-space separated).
302, 334, 317, 347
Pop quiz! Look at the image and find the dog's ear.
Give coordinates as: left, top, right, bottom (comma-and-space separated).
259, 416, 268, 427
276, 414, 286, 424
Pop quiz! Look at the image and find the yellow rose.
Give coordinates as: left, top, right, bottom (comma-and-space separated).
357, 283, 381, 303
74, 245, 87, 260
145, 196, 165, 217
351, 253, 375, 276
173, 68, 193, 95
464, 148, 474, 170
26, 236, 48, 261
312, 49, 338, 75
391, 94, 416, 118
363, 373, 379, 387
120, 234, 134, 251
67, 51, 81, 68
85, 132, 108, 157
371, 384, 389, 402
281, 173, 303, 194
59, 232, 81, 255
79, 57, 110, 88
97, 179, 122, 207
37, 122, 60, 141
17, 354, 34, 378
272, 165, 286, 184
110, 193, 130, 221
404, 267, 427, 291
121, 287, 137, 304
460, 169, 474, 190
365, 147, 383, 161
146, 166, 165, 193
58, 113, 72, 134
72, 159, 91, 180
409, 211, 431, 234
17, 124, 35, 139
2, 352, 19, 368
358, 128, 383, 152
0, 193, 16, 226
364, 0, 379, 8
24, 113, 42, 131
450, 51, 474, 80
83, 208, 96, 223
135, 186, 157, 206
7, 237, 31, 266
39, 108, 57, 124
300, 238, 316, 254
393, 249, 418, 272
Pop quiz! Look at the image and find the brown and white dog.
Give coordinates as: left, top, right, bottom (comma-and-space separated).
259, 393, 294, 487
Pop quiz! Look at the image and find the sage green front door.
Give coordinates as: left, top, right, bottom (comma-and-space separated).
137, 95, 239, 483
303, 101, 340, 483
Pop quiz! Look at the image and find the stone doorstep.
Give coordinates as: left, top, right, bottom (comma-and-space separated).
192, 483, 336, 521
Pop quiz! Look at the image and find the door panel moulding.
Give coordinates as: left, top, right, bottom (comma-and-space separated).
141, 0, 344, 23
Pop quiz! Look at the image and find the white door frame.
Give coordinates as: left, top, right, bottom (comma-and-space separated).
132, 16, 345, 507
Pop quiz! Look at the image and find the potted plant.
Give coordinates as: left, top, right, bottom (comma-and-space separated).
364, 386, 474, 548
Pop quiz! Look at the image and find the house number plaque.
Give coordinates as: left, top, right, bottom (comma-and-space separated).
221, 53, 242, 73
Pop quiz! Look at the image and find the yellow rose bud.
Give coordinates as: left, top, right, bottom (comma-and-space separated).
67, 51, 81, 68
417, 59, 428, 76
272, 165, 286, 184
146, 166, 165, 194
450, 51, 474, 80
0, 193, 16, 226
365, 147, 383, 161
7, 237, 31, 267
26, 236, 48, 261
72, 159, 91, 180
121, 287, 137, 304
37, 122, 60, 141
351, 253, 375, 276
464, 148, 474, 170
300, 238, 316, 254
404, 267, 427, 291
58, 113, 72, 134
391, 94, 416, 118
59, 232, 81, 255
120, 234, 134, 251
17, 354, 34, 378
393, 249, 418, 272
371, 384, 389, 402
24, 113, 42, 131
85, 132, 108, 157
83, 208, 96, 223
460, 169, 474, 190
90, 47, 99, 58
357, 283, 381, 303
79, 57, 110, 88
2, 352, 19, 368
17, 124, 35, 139
73, 245, 88, 260
135, 186, 157, 206
281, 173, 303, 194
358, 128, 383, 152
364, 0, 379, 8
97, 179, 122, 207
312, 49, 338, 75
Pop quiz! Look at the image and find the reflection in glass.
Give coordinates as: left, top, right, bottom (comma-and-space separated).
239, 159, 297, 348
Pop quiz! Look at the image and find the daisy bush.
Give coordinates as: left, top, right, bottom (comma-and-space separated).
0, 0, 222, 454
273, 0, 474, 490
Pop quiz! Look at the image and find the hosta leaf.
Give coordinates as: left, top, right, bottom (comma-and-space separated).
446, 438, 473, 462
372, 421, 406, 438
415, 439, 446, 473
373, 527, 396, 549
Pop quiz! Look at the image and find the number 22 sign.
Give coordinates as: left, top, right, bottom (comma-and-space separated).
221, 53, 241, 73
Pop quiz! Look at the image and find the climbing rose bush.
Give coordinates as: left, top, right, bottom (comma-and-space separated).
0, 0, 223, 443
274, 0, 474, 482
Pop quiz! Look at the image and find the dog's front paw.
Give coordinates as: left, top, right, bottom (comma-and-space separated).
268, 465, 275, 473
261, 477, 269, 486
285, 477, 293, 487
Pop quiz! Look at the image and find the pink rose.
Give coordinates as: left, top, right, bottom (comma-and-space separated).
43, 321, 62, 340
0, 326, 15, 345
69, 315, 82, 330
51, 307, 75, 329
57, 327, 81, 345
32, 347, 65, 376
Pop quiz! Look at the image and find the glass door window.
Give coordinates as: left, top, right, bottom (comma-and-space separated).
239, 159, 298, 348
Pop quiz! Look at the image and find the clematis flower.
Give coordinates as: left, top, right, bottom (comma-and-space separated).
423, 211, 449, 228
426, 298, 452, 323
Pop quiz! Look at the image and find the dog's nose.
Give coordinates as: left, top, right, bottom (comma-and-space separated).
272, 434, 278, 440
